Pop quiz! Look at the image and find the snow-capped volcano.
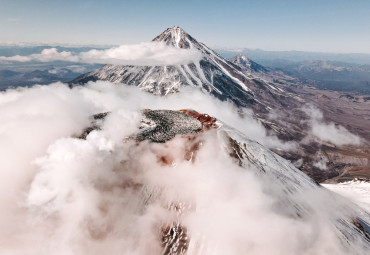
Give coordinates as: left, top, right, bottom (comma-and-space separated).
71, 26, 267, 109
151, 26, 201, 50
229, 54, 300, 86
229, 54, 270, 74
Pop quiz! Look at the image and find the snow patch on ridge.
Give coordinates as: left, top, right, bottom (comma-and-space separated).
323, 180, 370, 213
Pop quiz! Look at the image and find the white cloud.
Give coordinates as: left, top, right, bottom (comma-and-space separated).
79, 42, 202, 65
302, 105, 362, 146
0, 42, 202, 66
0, 48, 78, 62
65, 65, 88, 73
0, 82, 367, 254
313, 159, 327, 170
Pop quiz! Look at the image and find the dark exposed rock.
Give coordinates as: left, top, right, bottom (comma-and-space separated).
78, 112, 110, 139
161, 223, 188, 255
136, 110, 203, 143
354, 218, 370, 241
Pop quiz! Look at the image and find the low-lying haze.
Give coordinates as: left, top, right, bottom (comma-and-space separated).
0, 43, 202, 66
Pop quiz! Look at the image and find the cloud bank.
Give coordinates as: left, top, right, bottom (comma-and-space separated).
302, 105, 362, 146
0, 42, 202, 66
0, 82, 368, 254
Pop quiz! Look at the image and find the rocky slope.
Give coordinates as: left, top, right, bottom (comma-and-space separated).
229, 54, 298, 85
230, 56, 370, 183
73, 109, 370, 254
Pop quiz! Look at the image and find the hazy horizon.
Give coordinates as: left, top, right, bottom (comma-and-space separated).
1, 0, 370, 54
2, 42, 370, 56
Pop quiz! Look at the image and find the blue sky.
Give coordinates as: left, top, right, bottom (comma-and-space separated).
1, 0, 370, 53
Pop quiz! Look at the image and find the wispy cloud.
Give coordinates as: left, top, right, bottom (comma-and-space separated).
0, 48, 78, 62
302, 105, 361, 146
0, 42, 202, 66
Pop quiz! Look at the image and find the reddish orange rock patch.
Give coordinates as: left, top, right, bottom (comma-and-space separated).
179, 109, 218, 130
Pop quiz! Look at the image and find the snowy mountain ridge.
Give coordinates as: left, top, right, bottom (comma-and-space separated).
70, 108, 370, 254
72, 26, 287, 109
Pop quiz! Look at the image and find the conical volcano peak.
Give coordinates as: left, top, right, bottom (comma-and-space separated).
233, 54, 250, 63
160, 26, 187, 36
152, 26, 197, 49
169, 25, 185, 33
230, 54, 254, 69
230, 54, 271, 74
73, 26, 256, 107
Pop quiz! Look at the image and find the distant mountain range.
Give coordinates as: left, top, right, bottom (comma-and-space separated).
218, 50, 370, 94
268, 60, 370, 93
0, 45, 108, 57
0, 63, 101, 90
217, 48, 370, 65
2, 44, 370, 93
